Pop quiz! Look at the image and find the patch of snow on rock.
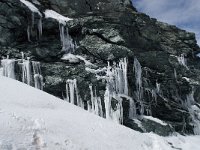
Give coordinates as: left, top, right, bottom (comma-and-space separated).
44, 9, 73, 25
20, 0, 42, 16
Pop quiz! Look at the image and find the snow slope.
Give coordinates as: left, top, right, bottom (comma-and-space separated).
0, 76, 199, 150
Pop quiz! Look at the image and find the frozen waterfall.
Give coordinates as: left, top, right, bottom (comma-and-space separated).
66, 79, 84, 108
134, 57, 144, 115
1, 58, 16, 79
1, 55, 43, 90
177, 54, 188, 69
20, 0, 43, 41
32, 61, 43, 90
59, 24, 75, 53
184, 88, 200, 135
44, 9, 74, 53
21, 58, 32, 85
88, 85, 103, 117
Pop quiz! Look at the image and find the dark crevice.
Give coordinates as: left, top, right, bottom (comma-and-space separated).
85, 0, 93, 12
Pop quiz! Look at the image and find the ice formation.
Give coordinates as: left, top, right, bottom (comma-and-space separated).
44, 9, 75, 53
20, 0, 43, 41
88, 85, 103, 117
44, 9, 72, 25
134, 57, 144, 115
32, 0, 41, 5
32, 61, 43, 90
64, 57, 166, 124
119, 58, 128, 95
177, 54, 188, 69
66, 79, 84, 108
38, 17, 43, 39
20, 0, 42, 16
59, 25, 75, 52
104, 84, 123, 124
21, 57, 32, 85
1, 54, 43, 90
1, 58, 16, 79
102, 58, 129, 123
184, 88, 200, 134
174, 68, 177, 80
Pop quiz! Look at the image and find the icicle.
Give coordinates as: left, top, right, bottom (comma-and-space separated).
104, 83, 112, 120
1, 59, 16, 79
87, 101, 92, 112
118, 58, 128, 95
59, 23, 65, 46
66, 82, 70, 102
58, 23, 75, 53
97, 96, 103, 117
177, 54, 189, 69
74, 80, 82, 107
66, 79, 83, 107
38, 16, 43, 39
32, 61, 43, 90
134, 57, 144, 115
174, 68, 177, 80
32, 12, 35, 28
89, 85, 95, 112
21, 52, 24, 60
129, 97, 136, 119
89, 86, 104, 117
134, 58, 142, 92
22, 58, 31, 85
27, 25, 31, 42
156, 82, 161, 94
66, 79, 75, 104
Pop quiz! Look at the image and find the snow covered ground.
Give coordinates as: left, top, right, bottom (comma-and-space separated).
0, 76, 199, 150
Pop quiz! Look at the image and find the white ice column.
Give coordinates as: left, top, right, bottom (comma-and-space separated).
1, 59, 16, 79
32, 61, 43, 90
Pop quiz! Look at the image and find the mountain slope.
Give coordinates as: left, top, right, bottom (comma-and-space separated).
0, 76, 199, 150
1, 0, 200, 134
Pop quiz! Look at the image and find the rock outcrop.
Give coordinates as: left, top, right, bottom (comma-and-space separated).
1, 0, 200, 135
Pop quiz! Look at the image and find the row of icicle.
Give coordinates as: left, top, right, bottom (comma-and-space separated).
21, 0, 75, 54
0, 53, 43, 90
65, 58, 146, 124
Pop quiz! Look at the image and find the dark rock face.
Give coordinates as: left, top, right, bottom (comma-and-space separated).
1, 0, 200, 134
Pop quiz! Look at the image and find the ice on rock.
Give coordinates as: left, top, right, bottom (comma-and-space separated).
88, 85, 103, 117
44, 9, 75, 53
134, 57, 144, 115
44, 9, 72, 25
1, 59, 16, 79
32, 0, 41, 5
66, 79, 84, 108
118, 58, 128, 95
20, 0, 42, 16
27, 25, 31, 42
32, 61, 43, 90
20, 0, 43, 41
38, 17, 43, 39
103, 59, 128, 124
59, 25, 75, 53
184, 88, 200, 134
177, 54, 189, 69
22, 57, 32, 85
1, 53, 43, 90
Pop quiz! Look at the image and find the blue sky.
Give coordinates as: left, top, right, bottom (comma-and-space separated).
133, 0, 200, 44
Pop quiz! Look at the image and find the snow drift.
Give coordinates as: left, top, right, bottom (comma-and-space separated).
0, 76, 199, 150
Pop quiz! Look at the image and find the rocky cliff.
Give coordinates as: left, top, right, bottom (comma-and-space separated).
1, 0, 200, 135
